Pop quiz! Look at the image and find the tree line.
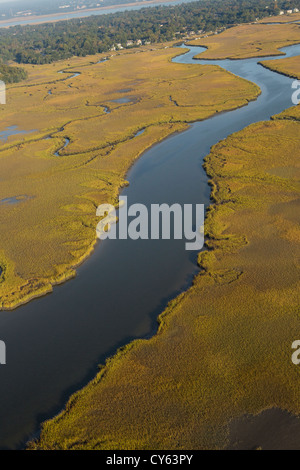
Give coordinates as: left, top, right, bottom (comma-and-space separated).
0, 64, 28, 83
0, 0, 299, 69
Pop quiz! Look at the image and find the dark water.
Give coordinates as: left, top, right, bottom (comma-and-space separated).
0, 43, 300, 449
58, 71, 81, 80
54, 138, 70, 156
0, 125, 34, 142
110, 97, 133, 103
0, 195, 32, 205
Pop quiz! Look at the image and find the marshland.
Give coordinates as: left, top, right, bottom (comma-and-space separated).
0, 6, 299, 450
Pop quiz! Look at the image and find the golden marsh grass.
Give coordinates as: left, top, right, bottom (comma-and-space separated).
0, 44, 260, 309
189, 23, 300, 59
30, 48, 300, 451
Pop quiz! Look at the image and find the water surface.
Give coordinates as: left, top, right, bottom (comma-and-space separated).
110, 97, 133, 103
0, 0, 195, 28
0, 195, 32, 205
0, 125, 33, 142
0, 43, 299, 449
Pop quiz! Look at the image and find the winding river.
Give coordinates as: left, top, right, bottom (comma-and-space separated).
0, 43, 300, 449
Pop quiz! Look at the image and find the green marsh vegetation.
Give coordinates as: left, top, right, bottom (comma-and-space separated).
29, 24, 300, 450
189, 22, 300, 59
31, 106, 300, 451
0, 44, 259, 309
0, 0, 295, 64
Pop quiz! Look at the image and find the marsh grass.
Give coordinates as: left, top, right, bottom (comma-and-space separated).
30, 49, 300, 451
189, 23, 300, 59
0, 44, 259, 309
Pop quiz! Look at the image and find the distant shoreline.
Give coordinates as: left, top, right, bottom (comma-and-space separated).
0, 0, 180, 28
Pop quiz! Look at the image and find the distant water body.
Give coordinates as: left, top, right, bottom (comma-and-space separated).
0, 0, 195, 28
